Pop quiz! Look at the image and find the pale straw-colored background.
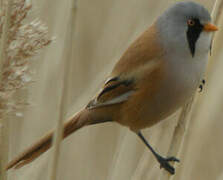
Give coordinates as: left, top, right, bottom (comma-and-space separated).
7, 0, 223, 179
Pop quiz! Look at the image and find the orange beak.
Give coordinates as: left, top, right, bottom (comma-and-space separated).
203, 23, 218, 32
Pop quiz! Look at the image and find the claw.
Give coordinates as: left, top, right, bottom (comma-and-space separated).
199, 79, 206, 92
199, 84, 203, 92
136, 132, 180, 175
166, 156, 180, 162
157, 156, 180, 175
202, 79, 205, 84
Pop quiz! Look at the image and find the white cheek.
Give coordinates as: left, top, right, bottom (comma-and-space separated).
196, 32, 212, 55
193, 32, 211, 78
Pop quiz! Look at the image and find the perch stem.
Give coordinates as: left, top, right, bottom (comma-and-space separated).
0, 0, 13, 180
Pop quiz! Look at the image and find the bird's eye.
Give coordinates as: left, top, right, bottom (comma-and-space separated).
187, 19, 195, 26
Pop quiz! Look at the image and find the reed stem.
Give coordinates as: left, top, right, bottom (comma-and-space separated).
0, 0, 13, 179
46, 0, 78, 179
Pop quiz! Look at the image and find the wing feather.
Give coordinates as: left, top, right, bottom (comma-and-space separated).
87, 77, 135, 109
87, 24, 165, 110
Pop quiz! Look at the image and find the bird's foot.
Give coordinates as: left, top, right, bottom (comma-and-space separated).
199, 79, 206, 92
156, 155, 180, 175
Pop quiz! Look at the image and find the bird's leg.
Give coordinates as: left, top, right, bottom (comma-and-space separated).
137, 131, 179, 175
199, 79, 206, 92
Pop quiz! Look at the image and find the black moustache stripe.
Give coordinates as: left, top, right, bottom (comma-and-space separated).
186, 18, 203, 57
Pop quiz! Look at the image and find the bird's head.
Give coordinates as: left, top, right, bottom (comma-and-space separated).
156, 1, 218, 57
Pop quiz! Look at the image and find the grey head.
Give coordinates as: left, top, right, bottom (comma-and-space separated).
156, 1, 216, 57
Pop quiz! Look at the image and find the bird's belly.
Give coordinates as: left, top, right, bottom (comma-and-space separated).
150, 79, 197, 121
144, 56, 208, 127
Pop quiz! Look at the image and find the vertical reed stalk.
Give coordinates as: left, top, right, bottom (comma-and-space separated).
0, 0, 13, 179
159, 0, 223, 179
46, 0, 78, 179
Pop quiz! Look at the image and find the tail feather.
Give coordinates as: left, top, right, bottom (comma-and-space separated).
6, 108, 104, 170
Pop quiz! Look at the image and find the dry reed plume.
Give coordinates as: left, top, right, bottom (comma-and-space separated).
0, 0, 52, 119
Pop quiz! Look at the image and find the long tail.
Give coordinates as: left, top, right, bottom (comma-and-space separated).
6, 108, 109, 170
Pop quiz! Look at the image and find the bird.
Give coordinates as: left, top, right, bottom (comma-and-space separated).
6, 1, 218, 175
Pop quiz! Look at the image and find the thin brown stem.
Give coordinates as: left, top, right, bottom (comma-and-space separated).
46, 0, 78, 179
0, 0, 13, 179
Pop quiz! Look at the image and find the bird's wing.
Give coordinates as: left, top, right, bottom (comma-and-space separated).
87, 24, 164, 110
86, 76, 135, 109
5, 23, 165, 171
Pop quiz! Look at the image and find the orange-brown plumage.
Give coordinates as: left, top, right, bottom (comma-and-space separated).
6, 1, 217, 173
112, 24, 164, 75
118, 62, 166, 131
6, 23, 166, 170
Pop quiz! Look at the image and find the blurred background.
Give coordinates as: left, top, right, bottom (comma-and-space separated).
7, 0, 223, 179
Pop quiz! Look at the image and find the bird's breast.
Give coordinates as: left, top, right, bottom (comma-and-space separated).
146, 53, 208, 123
